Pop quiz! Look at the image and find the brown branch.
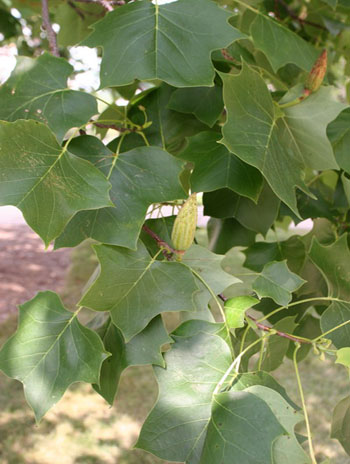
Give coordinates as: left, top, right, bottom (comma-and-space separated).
142, 225, 176, 260
275, 0, 327, 31
42, 0, 59, 57
217, 294, 311, 344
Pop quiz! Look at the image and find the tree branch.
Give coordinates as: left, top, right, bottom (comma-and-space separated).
217, 294, 311, 344
275, 0, 327, 31
42, 0, 59, 57
142, 225, 176, 260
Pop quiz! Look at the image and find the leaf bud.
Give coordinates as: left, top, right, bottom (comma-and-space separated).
304, 49, 327, 94
171, 193, 197, 254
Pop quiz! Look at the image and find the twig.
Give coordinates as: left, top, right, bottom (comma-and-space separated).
41, 0, 59, 57
217, 294, 311, 344
142, 224, 176, 260
275, 0, 327, 31
68, 1, 85, 19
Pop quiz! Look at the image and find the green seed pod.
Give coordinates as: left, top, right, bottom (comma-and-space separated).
304, 49, 327, 93
171, 193, 197, 253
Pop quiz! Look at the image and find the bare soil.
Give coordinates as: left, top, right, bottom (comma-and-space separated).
0, 225, 71, 322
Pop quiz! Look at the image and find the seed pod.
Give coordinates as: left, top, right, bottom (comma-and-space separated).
171, 193, 197, 254
304, 49, 327, 93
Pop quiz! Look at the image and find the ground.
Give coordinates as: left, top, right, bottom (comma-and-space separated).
0, 218, 349, 464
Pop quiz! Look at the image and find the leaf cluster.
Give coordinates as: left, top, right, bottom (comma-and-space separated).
1, 0, 350, 462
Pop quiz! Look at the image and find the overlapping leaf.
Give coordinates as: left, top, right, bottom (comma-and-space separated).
0, 291, 109, 422
253, 260, 306, 306
250, 14, 318, 72
327, 107, 350, 174
83, 0, 243, 87
259, 316, 298, 371
168, 85, 224, 127
136, 330, 232, 463
309, 235, 350, 300
221, 64, 344, 214
80, 241, 198, 341
321, 302, 350, 348
331, 396, 350, 456
55, 135, 185, 250
92, 315, 172, 404
203, 182, 280, 235
128, 85, 207, 153
0, 121, 112, 246
182, 245, 241, 316
178, 132, 262, 201
137, 326, 302, 464
0, 53, 97, 142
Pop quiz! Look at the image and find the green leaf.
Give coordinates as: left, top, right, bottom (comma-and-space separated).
0, 8, 20, 39
200, 388, 285, 464
0, 53, 97, 142
92, 315, 172, 405
331, 396, 350, 456
335, 347, 350, 367
182, 245, 241, 315
0, 291, 109, 422
253, 260, 306, 306
129, 85, 207, 154
179, 132, 262, 201
250, 14, 319, 72
136, 331, 232, 463
54, 136, 185, 250
260, 316, 298, 371
309, 235, 350, 300
168, 85, 224, 127
224, 295, 259, 329
244, 385, 311, 464
56, 2, 104, 47
172, 319, 226, 341
231, 371, 299, 409
83, 0, 244, 88
322, 0, 338, 8
80, 241, 198, 341
327, 107, 350, 174
321, 301, 350, 348
0, 121, 112, 246
140, 216, 176, 258
207, 217, 256, 253
203, 182, 280, 235
244, 236, 306, 273
220, 64, 344, 215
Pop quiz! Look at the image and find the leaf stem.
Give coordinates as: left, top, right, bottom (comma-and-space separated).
257, 337, 266, 371
279, 92, 310, 109
293, 344, 318, 464
217, 294, 311, 344
312, 319, 350, 343
257, 297, 348, 324
190, 269, 226, 323
106, 133, 126, 179
214, 334, 269, 395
